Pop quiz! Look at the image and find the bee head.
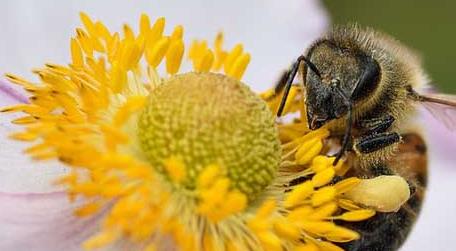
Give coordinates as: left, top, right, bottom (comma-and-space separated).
305, 78, 348, 130
302, 41, 381, 130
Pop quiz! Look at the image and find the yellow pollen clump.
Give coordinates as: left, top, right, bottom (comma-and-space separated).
343, 175, 411, 212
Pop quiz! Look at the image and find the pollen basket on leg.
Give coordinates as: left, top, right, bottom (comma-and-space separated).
138, 72, 281, 200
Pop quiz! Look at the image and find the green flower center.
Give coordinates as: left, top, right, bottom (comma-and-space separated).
138, 72, 281, 200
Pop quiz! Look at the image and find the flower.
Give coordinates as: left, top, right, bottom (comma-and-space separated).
0, 13, 412, 251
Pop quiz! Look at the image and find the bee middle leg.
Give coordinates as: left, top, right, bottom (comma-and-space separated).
357, 114, 395, 135
354, 114, 400, 154
355, 132, 401, 154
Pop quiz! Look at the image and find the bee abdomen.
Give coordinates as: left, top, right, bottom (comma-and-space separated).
340, 133, 427, 251
338, 190, 424, 251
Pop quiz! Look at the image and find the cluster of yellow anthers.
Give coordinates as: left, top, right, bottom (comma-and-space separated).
258, 88, 376, 251
1, 13, 377, 251
189, 33, 250, 79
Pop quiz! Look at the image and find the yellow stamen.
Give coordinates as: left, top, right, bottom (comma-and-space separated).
83, 231, 118, 250
257, 232, 282, 251
273, 219, 302, 240
100, 124, 130, 152
310, 155, 333, 173
294, 243, 319, 251
171, 25, 184, 40
324, 226, 360, 243
308, 202, 338, 220
70, 38, 84, 68
287, 206, 313, 222
283, 128, 329, 151
123, 24, 135, 42
224, 44, 243, 74
9, 131, 38, 141
299, 221, 336, 235
312, 186, 336, 207
163, 156, 187, 183
197, 164, 221, 189
146, 17, 166, 46
284, 181, 314, 208
311, 167, 335, 187
80, 12, 97, 38
318, 241, 345, 251
196, 166, 247, 222
195, 49, 214, 72
295, 138, 324, 165
166, 39, 185, 74
113, 96, 147, 127
334, 177, 361, 194
139, 14, 151, 35
337, 198, 362, 211
76, 28, 94, 57
74, 202, 101, 217
189, 40, 208, 62
336, 209, 376, 222
146, 36, 170, 68
228, 53, 250, 80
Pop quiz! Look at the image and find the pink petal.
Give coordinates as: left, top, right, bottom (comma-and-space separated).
0, 79, 28, 106
0, 191, 179, 251
0, 191, 102, 251
418, 107, 456, 163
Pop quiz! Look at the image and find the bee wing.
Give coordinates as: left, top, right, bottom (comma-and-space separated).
419, 93, 456, 131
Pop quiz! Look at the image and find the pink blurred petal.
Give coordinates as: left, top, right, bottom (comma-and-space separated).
0, 191, 178, 251
419, 107, 456, 164
0, 79, 28, 106
0, 191, 102, 251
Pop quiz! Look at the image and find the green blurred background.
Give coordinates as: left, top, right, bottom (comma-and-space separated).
323, 0, 455, 93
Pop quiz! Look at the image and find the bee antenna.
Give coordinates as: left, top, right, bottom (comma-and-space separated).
333, 84, 353, 166
301, 56, 321, 78
277, 55, 321, 117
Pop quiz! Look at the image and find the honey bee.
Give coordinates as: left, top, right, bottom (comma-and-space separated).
276, 25, 456, 167
275, 25, 455, 250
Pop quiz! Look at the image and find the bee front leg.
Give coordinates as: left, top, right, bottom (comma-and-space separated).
354, 132, 401, 154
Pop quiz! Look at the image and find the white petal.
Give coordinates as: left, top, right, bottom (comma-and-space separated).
0, 80, 70, 193
0, 191, 100, 251
0, 0, 328, 91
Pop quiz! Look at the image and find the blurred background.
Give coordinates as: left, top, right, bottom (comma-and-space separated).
323, 0, 456, 93
0, 1, 455, 251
